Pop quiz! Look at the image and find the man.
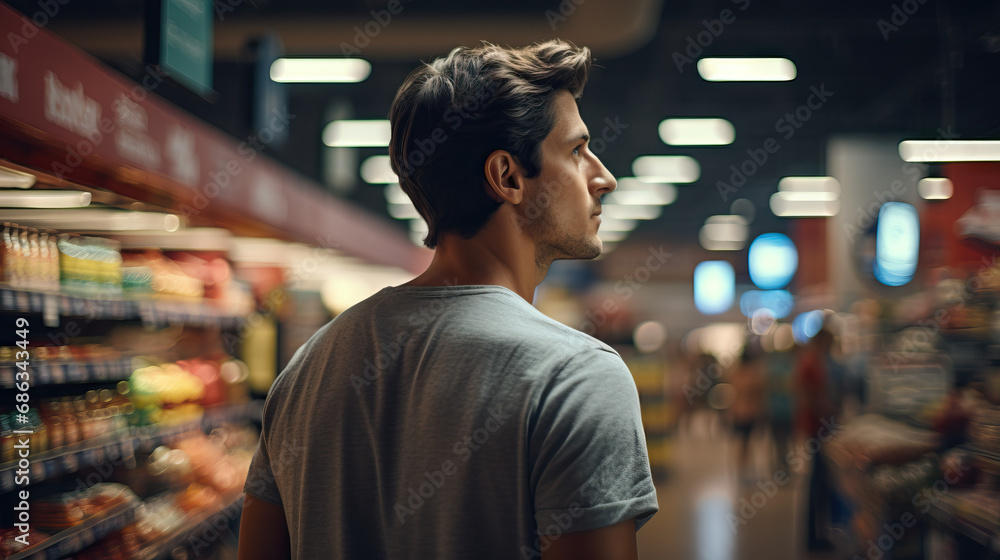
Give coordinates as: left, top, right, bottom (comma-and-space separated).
238, 39, 658, 560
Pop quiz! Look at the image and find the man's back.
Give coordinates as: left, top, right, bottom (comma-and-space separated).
244, 284, 657, 559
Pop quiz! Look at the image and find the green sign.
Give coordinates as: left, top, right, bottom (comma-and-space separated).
160, 0, 213, 95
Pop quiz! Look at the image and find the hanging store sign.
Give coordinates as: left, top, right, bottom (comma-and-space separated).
145, 0, 214, 97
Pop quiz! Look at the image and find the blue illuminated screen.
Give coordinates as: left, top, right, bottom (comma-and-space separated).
694, 261, 735, 315
748, 233, 798, 290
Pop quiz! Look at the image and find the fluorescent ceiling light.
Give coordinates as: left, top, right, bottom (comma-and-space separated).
361, 155, 397, 184
230, 238, 350, 266
898, 140, 1000, 162
697, 58, 796, 82
778, 176, 840, 196
705, 214, 748, 226
598, 216, 637, 232
387, 202, 421, 220
323, 120, 390, 147
408, 218, 428, 246
699, 216, 748, 251
699, 235, 745, 251
769, 193, 839, 217
113, 228, 232, 251
774, 191, 839, 202
598, 230, 627, 243
918, 177, 953, 200
270, 58, 371, 83
0, 166, 36, 188
632, 156, 700, 183
383, 184, 411, 205
602, 203, 662, 220
659, 118, 735, 146
0, 190, 91, 208
701, 223, 748, 242
0, 210, 181, 232
609, 179, 678, 205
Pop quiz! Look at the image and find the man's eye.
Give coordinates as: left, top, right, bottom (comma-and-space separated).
573, 144, 584, 155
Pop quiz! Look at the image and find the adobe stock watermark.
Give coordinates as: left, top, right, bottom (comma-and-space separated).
393, 405, 512, 524
672, 0, 751, 73
49, 65, 171, 180
886, 254, 1000, 371
588, 117, 629, 155
877, 0, 930, 41
842, 126, 959, 243
578, 245, 672, 336
717, 84, 834, 202
853, 461, 971, 560
520, 503, 585, 559
214, 0, 255, 21
523, 455, 634, 558
396, 81, 500, 179
347, 277, 463, 394
73, 449, 137, 491
727, 416, 843, 533
176, 107, 295, 217
6, 0, 72, 53
545, 0, 585, 30
681, 337, 744, 404
507, 116, 628, 235
187, 498, 246, 557
221, 233, 344, 353
243, 435, 307, 503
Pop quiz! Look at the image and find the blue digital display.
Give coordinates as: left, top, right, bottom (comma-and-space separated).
874, 202, 919, 287
792, 310, 825, 344
694, 261, 735, 315
740, 290, 795, 319
748, 233, 798, 290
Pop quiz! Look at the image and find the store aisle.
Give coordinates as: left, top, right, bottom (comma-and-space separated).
637, 413, 821, 560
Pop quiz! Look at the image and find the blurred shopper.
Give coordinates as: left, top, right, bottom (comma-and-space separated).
727, 342, 767, 479
765, 347, 795, 473
238, 41, 657, 560
794, 328, 837, 551
672, 352, 719, 437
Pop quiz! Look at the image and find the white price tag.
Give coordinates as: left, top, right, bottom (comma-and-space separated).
43, 293, 60, 327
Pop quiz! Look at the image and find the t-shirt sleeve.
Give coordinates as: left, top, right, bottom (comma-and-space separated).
243, 391, 284, 507
529, 348, 658, 535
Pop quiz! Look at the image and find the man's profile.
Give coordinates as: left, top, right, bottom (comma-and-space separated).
237, 39, 658, 560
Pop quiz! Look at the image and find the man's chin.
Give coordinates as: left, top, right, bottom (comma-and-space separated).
556, 239, 604, 261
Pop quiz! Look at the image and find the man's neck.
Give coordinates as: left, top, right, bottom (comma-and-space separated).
403, 230, 545, 303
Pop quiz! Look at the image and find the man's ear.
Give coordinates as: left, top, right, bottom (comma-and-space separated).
484, 150, 526, 204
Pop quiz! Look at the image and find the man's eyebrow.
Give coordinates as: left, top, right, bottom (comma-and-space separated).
567, 131, 590, 144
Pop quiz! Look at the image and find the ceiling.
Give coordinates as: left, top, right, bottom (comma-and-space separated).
7, 0, 1000, 266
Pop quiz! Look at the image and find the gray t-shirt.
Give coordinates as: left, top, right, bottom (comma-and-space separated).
244, 285, 658, 559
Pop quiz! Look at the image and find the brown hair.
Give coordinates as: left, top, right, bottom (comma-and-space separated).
388, 40, 592, 248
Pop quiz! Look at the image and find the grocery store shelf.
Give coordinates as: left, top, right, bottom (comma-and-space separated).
136, 494, 245, 560
0, 287, 248, 328
7, 498, 139, 560
968, 445, 1000, 474
928, 494, 1000, 554
0, 401, 262, 493
0, 357, 135, 388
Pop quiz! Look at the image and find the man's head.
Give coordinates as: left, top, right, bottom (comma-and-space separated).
389, 40, 615, 258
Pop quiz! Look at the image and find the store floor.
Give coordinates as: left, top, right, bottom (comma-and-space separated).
637, 412, 837, 560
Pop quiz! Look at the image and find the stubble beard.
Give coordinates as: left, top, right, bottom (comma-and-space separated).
527, 197, 602, 270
